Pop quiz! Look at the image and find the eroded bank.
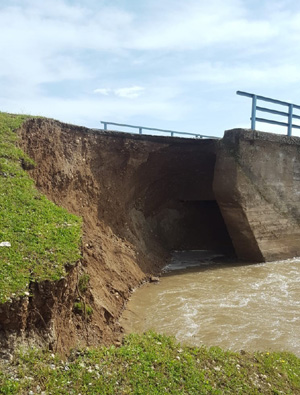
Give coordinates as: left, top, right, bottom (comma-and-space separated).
16, 118, 232, 352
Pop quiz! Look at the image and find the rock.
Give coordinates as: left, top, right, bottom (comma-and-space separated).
150, 276, 159, 283
0, 242, 11, 247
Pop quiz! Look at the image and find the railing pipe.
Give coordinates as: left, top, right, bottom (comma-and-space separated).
237, 90, 300, 110
237, 90, 300, 136
100, 121, 219, 139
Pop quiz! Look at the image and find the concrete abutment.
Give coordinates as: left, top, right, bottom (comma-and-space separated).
213, 129, 300, 262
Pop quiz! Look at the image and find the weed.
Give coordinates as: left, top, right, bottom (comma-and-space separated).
73, 301, 93, 316
78, 273, 90, 293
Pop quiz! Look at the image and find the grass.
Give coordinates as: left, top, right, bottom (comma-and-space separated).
0, 332, 299, 394
0, 112, 82, 303
73, 301, 93, 316
78, 273, 90, 293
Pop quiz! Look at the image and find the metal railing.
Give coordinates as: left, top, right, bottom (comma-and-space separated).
237, 90, 300, 136
100, 121, 219, 139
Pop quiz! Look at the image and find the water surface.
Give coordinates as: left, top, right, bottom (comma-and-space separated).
120, 251, 300, 356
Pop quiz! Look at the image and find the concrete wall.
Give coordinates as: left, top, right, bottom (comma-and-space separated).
213, 129, 300, 262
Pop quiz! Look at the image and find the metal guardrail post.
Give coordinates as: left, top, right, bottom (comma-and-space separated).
251, 95, 257, 130
288, 104, 293, 137
139, 127, 142, 135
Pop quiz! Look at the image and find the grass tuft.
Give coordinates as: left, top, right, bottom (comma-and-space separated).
0, 112, 82, 303
78, 273, 90, 293
73, 301, 93, 316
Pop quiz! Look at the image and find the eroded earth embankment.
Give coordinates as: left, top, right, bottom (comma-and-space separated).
14, 118, 232, 353
3, 118, 300, 355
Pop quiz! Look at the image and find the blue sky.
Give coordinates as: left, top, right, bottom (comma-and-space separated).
1, 0, 300, 137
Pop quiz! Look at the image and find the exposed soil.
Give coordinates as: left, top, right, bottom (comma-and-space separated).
14, 118, 233, 354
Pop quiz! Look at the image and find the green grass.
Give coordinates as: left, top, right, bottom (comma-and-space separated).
0, 112, 82, 303
73, 301, 93, 316
0, 332, 299, 394
78, 273, 90, 293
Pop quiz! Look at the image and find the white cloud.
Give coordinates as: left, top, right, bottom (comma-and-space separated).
1, 92, 187, 128
183, 62, 300, 86
114, 86, 144, 99
0, 0, 133, 94
130, 0, 276, 51
93, 86, 145, 99
93, 88, 111, 95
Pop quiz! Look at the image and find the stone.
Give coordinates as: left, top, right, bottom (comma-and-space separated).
0, 242, 11, 247
150, 276, 159, 283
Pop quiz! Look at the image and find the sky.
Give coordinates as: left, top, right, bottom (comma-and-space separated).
1, 0, 300, 138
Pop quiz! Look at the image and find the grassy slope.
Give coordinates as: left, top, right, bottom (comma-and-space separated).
0, 332, 299, 394
0, 112, 81, 303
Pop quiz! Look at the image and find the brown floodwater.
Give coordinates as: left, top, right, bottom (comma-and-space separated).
120, 251, 300, 356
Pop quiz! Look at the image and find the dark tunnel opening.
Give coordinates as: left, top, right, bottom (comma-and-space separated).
131, 140, 236, 258
151, 199, 235, 255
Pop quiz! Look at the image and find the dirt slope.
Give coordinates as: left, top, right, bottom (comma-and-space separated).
17, 118, 224, 353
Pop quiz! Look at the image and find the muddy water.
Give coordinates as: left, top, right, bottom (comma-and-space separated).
120, 251, 300, 356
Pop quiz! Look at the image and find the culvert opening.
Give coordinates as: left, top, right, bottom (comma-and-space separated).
150, 199, 235, 256
130, 140, 236, 259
